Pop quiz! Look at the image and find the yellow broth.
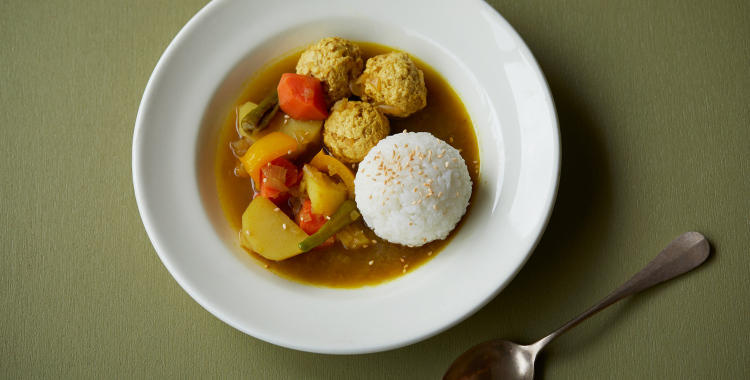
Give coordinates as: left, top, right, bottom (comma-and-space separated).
215, 42, 480, 287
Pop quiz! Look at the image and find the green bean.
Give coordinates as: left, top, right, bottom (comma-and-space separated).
240, 91, 279, 134
298, 200, 360, 252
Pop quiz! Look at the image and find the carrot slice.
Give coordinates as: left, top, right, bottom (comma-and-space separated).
277, 73, 328, 120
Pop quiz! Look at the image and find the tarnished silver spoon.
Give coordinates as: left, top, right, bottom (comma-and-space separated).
444, 231, 710, 380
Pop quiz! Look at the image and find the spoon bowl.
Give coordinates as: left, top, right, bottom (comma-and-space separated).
444, 232, 710, 380
444, 340, 538, 380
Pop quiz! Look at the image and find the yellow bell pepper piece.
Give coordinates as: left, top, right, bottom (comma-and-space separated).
240, 131, 298, 185
309, 150, 356, 198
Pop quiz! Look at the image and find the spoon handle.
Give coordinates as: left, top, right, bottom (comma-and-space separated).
531, 231, 710, 350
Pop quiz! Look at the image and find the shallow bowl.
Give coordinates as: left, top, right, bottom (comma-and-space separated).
133, 0, 559, 354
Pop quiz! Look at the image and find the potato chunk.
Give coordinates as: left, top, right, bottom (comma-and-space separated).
301, 164, 347, 216
240, 197, 309, 261
279, 117, 323, 157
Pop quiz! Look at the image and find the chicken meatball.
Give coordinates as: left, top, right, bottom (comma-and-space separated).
323, 99, 390, 163
296, 37, 364, 104
354, 52, 427, 117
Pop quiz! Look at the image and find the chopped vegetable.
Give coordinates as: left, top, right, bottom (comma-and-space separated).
309, 150, 356, 198
233, 160, 249, 178
298, 200, 360, 252
240, 131, 298, 185
229, 136, 253, 157
296, 199, 328, 235
279, 118, 323, 149
301, 164, 347, 216
259, 158, 299, 200
241, 196, 309, 261
272, 158, 300, 185
236, 101, 257, 139
277, 73, 328, 120
260, 165, 288, 200
336, 223, 372, 249
240, 91, 279, 135
261, 164, 288, 191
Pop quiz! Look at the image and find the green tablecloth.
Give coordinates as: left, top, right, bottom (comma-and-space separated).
2, 0, 748, 378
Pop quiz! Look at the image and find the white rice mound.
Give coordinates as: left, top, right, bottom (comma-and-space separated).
354, 132, 472, 247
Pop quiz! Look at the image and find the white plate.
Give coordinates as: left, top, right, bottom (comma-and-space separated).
133, 0, 559, 354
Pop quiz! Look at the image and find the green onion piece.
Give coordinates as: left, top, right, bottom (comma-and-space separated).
298, 200, 360, 252
240, 91, 279, 134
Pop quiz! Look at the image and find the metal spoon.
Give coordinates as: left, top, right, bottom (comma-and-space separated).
444, 231, 710, 380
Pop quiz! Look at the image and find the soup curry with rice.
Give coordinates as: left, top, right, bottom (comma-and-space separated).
215, 38, 479, 287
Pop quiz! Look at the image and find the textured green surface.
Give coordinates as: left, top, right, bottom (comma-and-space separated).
1, 0, 748, 378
